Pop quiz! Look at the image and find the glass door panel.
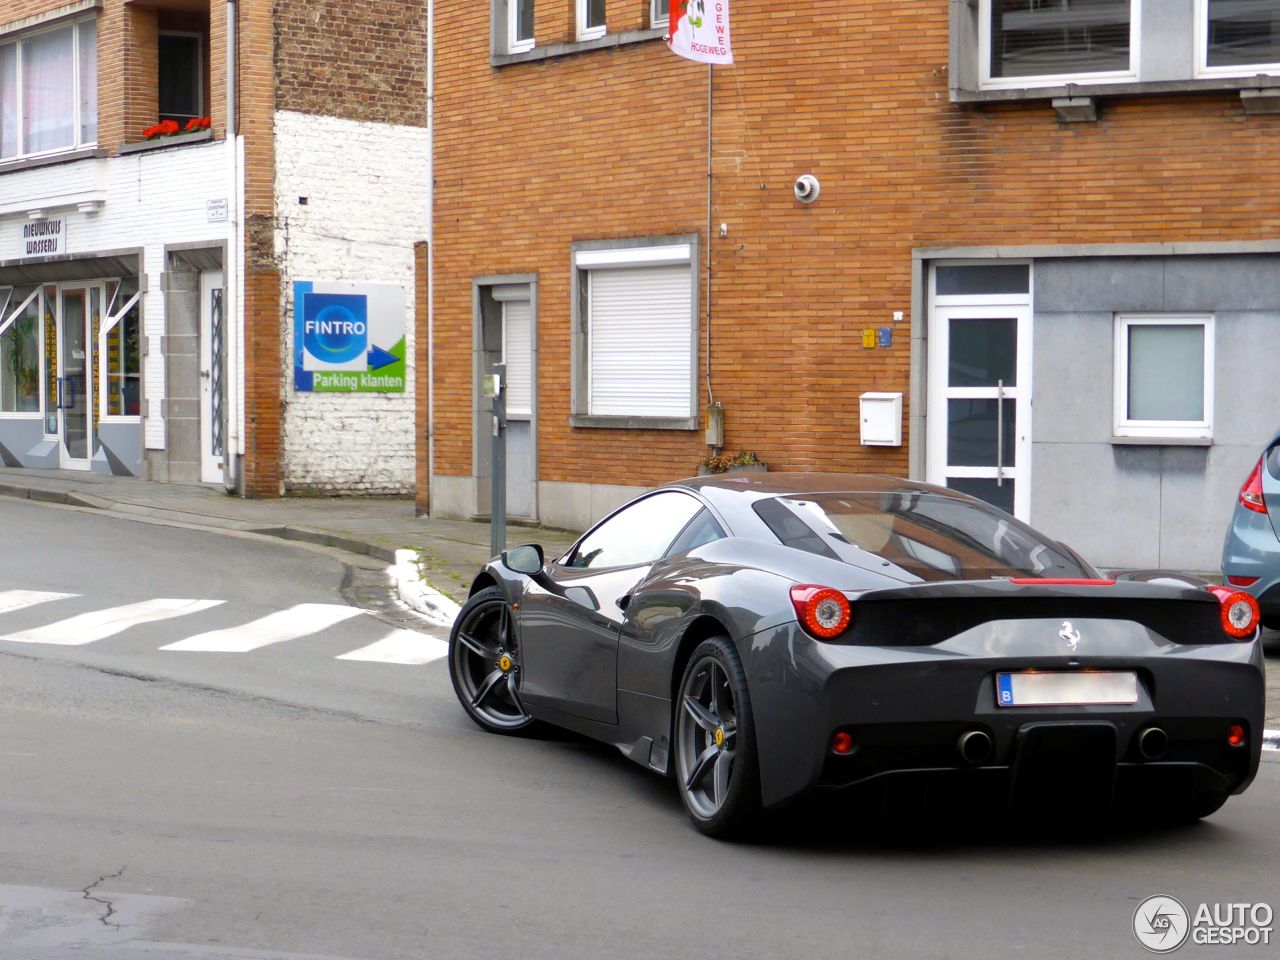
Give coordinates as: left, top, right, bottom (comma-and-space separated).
59, 288, 92, 466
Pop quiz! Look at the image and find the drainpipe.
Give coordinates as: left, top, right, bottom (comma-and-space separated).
426, 0, 435, 513
223, 0, 241, 493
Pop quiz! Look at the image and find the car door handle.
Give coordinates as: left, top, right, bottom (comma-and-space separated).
616, 594, 631, 611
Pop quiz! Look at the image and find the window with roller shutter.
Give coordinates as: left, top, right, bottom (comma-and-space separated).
571, 240, 698, 428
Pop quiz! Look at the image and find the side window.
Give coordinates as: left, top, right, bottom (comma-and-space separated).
664, 509, 726, 558
568, 492, 703, 569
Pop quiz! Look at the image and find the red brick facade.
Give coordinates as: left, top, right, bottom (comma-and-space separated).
431, 2, 1280, 503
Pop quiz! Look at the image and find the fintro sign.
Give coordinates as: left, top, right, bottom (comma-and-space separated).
293, 281, 406, 393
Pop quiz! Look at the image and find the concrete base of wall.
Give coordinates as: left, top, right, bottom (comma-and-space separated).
430, 474, 649, 532
92, 422, 144, 477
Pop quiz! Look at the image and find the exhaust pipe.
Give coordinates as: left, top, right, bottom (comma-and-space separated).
957, 729, 994, 765
1137, 726, 1169, 761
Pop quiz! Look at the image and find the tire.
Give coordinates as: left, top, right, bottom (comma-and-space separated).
448, 586, 535, 735
673, 636, 763, 839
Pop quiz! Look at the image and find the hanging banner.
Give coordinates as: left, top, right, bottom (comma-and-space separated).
668, 0, 733, 65
293, 280, 406, 393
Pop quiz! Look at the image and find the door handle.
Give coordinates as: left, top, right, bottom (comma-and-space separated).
616, 594, 632, 611
996, 379, 1005, 487
56, 377, 64, 410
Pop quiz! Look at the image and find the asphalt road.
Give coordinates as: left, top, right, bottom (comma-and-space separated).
1, 497, 1277, 960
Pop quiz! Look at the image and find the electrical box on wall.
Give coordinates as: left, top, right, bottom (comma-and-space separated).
859, 392, 903, 447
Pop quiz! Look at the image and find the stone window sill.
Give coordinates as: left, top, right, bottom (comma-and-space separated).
117, 130, 214, 156
952, 75, 1280, 105
1109, 435, 1213, 448
0, 146, 104, 174
493, 28, 665, 67
570, 414, 697, 431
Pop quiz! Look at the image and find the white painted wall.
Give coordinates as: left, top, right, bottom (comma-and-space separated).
274, 110, 430, 494
0, 140, 234, 451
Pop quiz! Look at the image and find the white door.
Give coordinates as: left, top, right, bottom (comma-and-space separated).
926, 303, 1032, 520
501, 298, 536, 519
199, 271, 225, 484
57, 287, 94, 471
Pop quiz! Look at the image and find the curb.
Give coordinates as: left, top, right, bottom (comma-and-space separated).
392, 549, 462, 628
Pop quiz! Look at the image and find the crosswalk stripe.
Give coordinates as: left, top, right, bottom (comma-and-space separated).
160, 603, 366, 653
336, 629, 449, 665
0, 590, 77, 615
0, 599, 224, 646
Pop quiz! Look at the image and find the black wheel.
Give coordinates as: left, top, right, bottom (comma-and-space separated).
673, 637, 762, 839
448, 586, 534, 734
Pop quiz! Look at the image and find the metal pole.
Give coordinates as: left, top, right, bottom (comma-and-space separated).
490, 362, 507, 557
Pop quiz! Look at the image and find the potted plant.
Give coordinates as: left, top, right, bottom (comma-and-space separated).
697, 450, 767, 476
3, 314, 40, 412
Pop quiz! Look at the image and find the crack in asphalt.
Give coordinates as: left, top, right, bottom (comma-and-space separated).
82, 866, 126, 929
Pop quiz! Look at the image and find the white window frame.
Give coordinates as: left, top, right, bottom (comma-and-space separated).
979, 0, 1142, 90
507, 0, 534, 53
1113, 314, 1215, 441
576, 0, 607, 42
1194, 0, 1280, 77
650, 0, 669, 30
0, 16, 98, 163
572, 240, 697, 425
98, 281, 143, 423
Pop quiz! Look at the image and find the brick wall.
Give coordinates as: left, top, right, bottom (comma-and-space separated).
274, 0, 428, 125
274, 110, 428, 495
432, 1, 1280, 496
415, 240, 430, 515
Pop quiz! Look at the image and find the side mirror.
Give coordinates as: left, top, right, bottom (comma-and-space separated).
502, 543, 545, 576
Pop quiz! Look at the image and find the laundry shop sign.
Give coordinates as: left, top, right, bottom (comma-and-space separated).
19, 218, 66, 258
293, 280, 407, 393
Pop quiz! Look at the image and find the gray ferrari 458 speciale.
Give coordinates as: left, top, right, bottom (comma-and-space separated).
448, 474, 1265, 838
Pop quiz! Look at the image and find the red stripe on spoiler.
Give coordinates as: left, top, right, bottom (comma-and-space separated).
1009, 578, 1117, 586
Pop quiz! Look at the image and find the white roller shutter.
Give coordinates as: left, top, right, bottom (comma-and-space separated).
502, 299, 532, 417
588, 264, 692, 418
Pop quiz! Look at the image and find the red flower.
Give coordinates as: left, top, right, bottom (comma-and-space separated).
183, 116, 211, 132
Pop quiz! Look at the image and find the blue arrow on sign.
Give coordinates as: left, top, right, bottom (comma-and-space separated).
367, 345, 399, 371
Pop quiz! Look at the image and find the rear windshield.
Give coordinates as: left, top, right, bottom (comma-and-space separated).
753, 491, 1092, 582
1267, 444, 1280, 481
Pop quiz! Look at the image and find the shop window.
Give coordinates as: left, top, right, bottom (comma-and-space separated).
1200, 0, 1280, 74
1113, 315, 1214, 440
572, 240, 697, 425
0, 289, 42, 413
103, 280, 142, 418
0, 18, 98, 161
983, 0, 1137, 86
158, 32, 204, 124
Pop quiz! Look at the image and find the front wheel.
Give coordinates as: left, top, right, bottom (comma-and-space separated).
448, 586, 535, 735
673, 637, 762, 839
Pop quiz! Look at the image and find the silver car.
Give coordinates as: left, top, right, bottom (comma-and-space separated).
1222, 428, 1280, 631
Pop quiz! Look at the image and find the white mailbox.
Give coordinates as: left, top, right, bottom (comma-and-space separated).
859, 392, 903, 447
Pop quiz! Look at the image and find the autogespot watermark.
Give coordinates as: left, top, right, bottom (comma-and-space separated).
1133, 895, 1274, 952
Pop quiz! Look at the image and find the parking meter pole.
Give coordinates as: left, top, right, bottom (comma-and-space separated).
490, 363, 507, 558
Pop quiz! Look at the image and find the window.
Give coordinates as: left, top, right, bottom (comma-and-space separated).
1113, 315, 1214, 440
0, 18, 97, 161
158, 32, 203, 124
508, 0, 534, 53
568, 492, 704, 569
502, 298, 532, 418
1199, 0, 1280, 75
664, 509, 726, 558
981, 0, 1137, 87
651, 0, 670, 28
577, 0, 606, 41
0, 288, 42, 414
574, 241, 696, 425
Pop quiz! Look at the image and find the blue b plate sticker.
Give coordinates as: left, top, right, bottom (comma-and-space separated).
997, 673, 1016, 707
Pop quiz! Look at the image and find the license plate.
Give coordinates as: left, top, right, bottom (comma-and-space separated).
995, 671, 1138, 708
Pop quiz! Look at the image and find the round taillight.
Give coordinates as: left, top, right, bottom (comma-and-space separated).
1208, 586, 1261, 639
831, 731, 855, 755
1227, 723, 1246, 748
789, 584, 852, 640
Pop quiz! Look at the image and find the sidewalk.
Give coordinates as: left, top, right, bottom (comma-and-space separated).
2, 466, 1276, 731
0, 466, 577, 605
